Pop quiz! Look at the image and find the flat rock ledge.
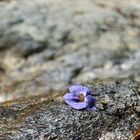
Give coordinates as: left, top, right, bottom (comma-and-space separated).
0, 78, 140, 140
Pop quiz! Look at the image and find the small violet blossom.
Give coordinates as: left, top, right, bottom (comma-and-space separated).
64, 85, 96, 110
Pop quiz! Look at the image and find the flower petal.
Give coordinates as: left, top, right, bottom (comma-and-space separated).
81, 86, 92, 96
69, 85, 91, 96
68, 101, 87, 110
86, 95, 96, 108
64, 92, 79, 104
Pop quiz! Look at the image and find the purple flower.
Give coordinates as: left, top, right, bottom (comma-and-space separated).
64, 85, 96, 110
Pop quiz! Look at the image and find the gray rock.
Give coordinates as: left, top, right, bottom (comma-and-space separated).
0, 1, 140, 139
0, 0, 140, 102
0, 78, 139, 140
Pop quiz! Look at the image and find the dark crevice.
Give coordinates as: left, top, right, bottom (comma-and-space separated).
0, 67, 5, 73
0, 46, 10, 52
108, 45, 132, 65
69, 67, 83, 84
114, 6, 139, 20
0, 63, 6, 74
58, 31, 74, 45
23, 42, 48, 58
0, 0, 10, 2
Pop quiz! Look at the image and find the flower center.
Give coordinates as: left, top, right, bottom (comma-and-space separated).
78, 93, 85, 102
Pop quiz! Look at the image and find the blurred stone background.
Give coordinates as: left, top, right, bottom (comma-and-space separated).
0, 0, 140, 102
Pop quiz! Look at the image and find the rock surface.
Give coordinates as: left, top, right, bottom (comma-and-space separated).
0, 0, 140, 101
0, 78, 140, 140
0, 1, 140, 139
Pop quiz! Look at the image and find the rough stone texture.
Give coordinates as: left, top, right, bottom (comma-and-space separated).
0, 1, 140, 139
0, 0, 140, 101
0, 78, 139, 140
